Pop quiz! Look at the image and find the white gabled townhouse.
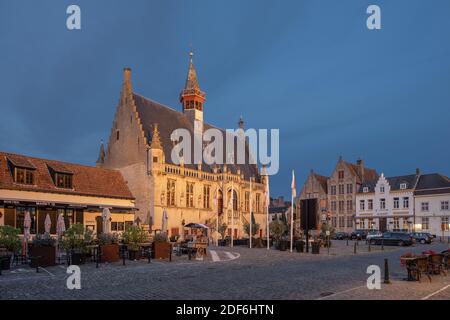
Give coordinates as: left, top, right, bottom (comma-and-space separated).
414, 173, 450, 237
355, 171, 419, 232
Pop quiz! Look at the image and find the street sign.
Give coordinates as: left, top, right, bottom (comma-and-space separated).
326, 231, 330, 236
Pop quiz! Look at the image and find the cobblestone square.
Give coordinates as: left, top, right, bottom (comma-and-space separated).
1, 241, 449, 300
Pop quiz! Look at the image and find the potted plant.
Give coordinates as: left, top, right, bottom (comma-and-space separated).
123, 225, 147, 260
152, 233, 171, 259
61, 224, 93, 265
269, 220, 287, 250
97, 233, 119, 263
244, 218, 260, 248
30, 233, 56, 268
0, 226, 21, 270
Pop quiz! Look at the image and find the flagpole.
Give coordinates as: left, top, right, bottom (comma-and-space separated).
249, 177, 252, 249
216, 187, 219, 247
231, 180, 234, 248
290, 170, 295, 253
266, 172, 270, 250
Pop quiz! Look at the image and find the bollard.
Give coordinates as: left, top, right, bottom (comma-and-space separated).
354, 242, 357, 254
148, 249, 152, 264
346, 239, 349, 246
368, 242, 371, 252
122, 247, 126, 266
448, 236, 449, 244
381, 240, 384, 251
96, 248, 99, 269
384, 258, 391, 284
188, 248, 192, 260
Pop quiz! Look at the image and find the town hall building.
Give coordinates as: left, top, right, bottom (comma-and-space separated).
97, 53, 269, 241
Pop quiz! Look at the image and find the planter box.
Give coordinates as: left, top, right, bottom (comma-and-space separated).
29, 246, 56, 268
71, 252, 86, 265
128, 249, 141, 261
312, 242, 320, 254
100, 244, 119, 263
153, 242, 171, 259
0, 255, 12, 270
278, 240, 288, 251
295, 241, 305, 253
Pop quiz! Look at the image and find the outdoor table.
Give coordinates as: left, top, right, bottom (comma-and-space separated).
401, 257, 418, 281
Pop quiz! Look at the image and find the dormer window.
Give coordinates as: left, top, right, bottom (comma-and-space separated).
47, 164, 74, 189
363, 187, 369, 193
55, 173, 73, 189
15, 167, 35, 185
7, 156, 36, 185
380, 185, 385, 193
400, 183, 407, 190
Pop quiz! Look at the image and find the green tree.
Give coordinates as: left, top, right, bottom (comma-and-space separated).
270, 220, 287, 242
218, 223, 228, 240
244, 213, 260, 237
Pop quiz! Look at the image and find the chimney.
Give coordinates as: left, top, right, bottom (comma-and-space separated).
357, 159, 365, 182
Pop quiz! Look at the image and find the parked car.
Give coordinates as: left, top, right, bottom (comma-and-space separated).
410, 232, 433, 244
332, 232, 349, 240
366, 230, 383, 240
350, 229, 368, 240
369, 232, 414, 246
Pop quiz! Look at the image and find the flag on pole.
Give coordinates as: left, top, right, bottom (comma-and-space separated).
290, 170, 296, 252
291, 170, 296, 198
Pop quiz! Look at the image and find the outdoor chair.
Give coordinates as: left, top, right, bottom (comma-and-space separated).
443, 254, 450, 271
410, 256, 431, 283
429, 254, 446, 276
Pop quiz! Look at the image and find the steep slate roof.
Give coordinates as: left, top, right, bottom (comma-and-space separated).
345, 161, 378, 183
358, 179, 377, 193
0, 152, 134, 200
133, 93, 261, 181
415, 173, 450, 196
386, 174, 419, 191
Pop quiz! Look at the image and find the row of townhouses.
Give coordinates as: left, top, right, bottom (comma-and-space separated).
356, 171, 450, 237
296, 157, 450, 237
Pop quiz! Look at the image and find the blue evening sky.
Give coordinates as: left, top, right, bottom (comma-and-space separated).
1, 0, 449, 198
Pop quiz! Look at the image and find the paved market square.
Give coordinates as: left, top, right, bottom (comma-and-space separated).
1, 241, 449, 300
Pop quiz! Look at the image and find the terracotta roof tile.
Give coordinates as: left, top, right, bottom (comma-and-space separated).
0, 151, 134, 200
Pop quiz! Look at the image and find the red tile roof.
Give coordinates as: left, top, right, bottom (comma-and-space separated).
0, 151, 134, 200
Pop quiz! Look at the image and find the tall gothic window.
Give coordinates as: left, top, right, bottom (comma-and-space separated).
203, 185, 210, 209
186, 182, 194, 207
244, 191, 250, 212
167, 179, 176, 206
218, 190, 223, 215
256, 193, 261, 213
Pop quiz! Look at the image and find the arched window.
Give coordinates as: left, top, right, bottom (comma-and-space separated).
218, 190, 223, 215
227, 189, 238, 211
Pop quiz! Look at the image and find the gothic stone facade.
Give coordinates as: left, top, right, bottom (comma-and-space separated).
97, 56, 268, 240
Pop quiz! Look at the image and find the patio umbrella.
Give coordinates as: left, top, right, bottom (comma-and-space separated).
162, 209, 168, 234
23, 210, 31, 256
102, 208, 112, 234
56, 214, 66, 236
56, 214, 66, 258
44, 213, 52, 234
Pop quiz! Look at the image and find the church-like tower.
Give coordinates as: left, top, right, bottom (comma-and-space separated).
180, 52, 206, 128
